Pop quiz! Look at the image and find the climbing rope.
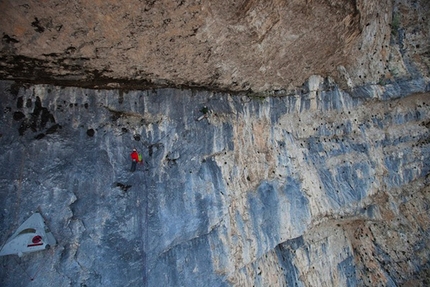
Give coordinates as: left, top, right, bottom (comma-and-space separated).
1, 148, 56, 282
14, 148, 25, 230
134, 156, 149, 287
143, 168, 150, 287
0, 149, 25, 252
9, 247, 55, 282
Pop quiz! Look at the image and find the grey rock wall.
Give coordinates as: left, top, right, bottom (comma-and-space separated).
0, 77, 429, 286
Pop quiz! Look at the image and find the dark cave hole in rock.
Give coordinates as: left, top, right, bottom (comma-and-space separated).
87, 129, 95, 137
17, 97, 23, 108
115, 182, 132, 192
13, 111, 25, 121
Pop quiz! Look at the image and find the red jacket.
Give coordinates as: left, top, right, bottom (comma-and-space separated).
131, 151, 139, 162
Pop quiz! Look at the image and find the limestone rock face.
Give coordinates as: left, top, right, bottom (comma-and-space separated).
0, 0, 429, 91
0, 0, 429, 286
0, 77, 429, 286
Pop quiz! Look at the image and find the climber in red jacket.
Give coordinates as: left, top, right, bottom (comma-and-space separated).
130, 148, 139, 172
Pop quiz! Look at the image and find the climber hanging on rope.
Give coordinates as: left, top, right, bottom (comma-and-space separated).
130, 148, 141, 172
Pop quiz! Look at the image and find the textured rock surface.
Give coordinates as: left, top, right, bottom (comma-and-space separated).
0, 0, 429, 91
0, 77, 429, 286
0, 0, 429, 286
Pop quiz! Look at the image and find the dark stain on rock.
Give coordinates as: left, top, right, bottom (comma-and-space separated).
2, 34, 19, 44
31, 17, 45, 33
7, 83, 20, 98
46, 124, 61, 134
0, 55, 223, 92
65, 46, 76, 55
17, 96, 56, 135
165, 155, 178, 166
40, 108, 55, 128
144, 0, 156, 11
148, 142, 163, 157
34, 133, 45, 140
119, 90, 124, 104
109, 109, 124, 121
